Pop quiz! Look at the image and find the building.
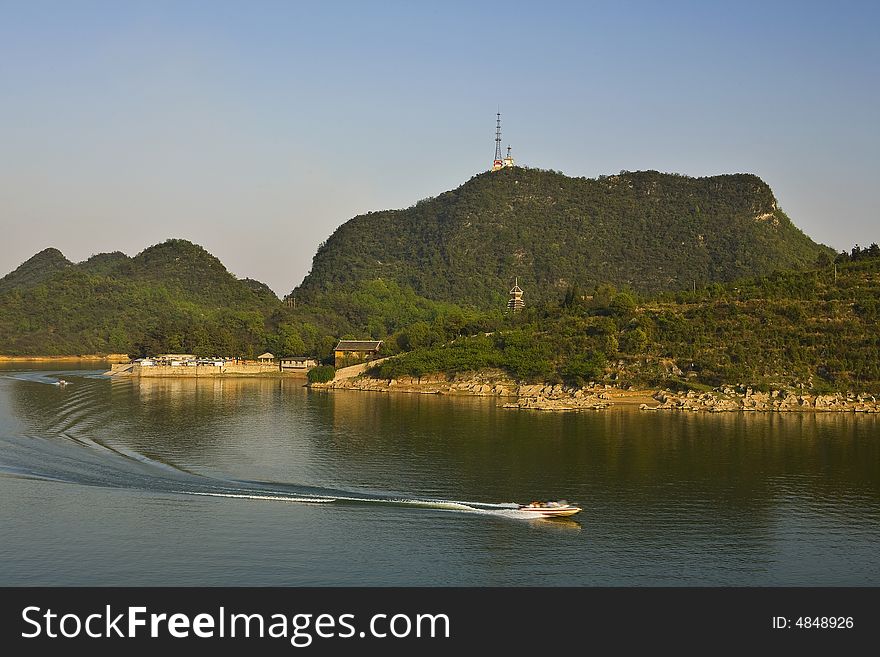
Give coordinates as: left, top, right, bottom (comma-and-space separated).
507, 278, 525, 312
503, 145, 515, 168
334, 340, 383, 366
257, 352, 275, 364
280, 356, 318, 371
155, 354, 197, 366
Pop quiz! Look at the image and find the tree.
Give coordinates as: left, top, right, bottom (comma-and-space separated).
273, 323, 306, 357
620, 328, 648, 354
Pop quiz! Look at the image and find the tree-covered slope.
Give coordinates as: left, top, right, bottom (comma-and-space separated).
0, 239, 282, 356
294, 168, 832, 306
0, 238, 477, 358
0, 248, 72, 294
372, 246, 880, 393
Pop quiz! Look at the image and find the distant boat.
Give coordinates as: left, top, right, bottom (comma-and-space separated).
518, 500, 582, 518
56, 379, 69, 386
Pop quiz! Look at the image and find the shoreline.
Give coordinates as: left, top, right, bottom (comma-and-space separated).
311, 370, 880, 413
126, 372, 307, 379
108, 370, 307, 379
0, 354, 130, 362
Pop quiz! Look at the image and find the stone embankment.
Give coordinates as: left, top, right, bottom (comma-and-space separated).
313, 371, 642, 411
315, 370, 880, 413
642, 387, 880, 413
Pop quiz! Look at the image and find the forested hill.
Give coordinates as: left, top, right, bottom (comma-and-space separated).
0, 237, 477, 358
293, 168, 832, 306
0, 239, 281, 356
0, 247, 72, 294
372, 246, 880, 393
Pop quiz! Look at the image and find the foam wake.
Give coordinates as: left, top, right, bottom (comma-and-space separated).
0, 372, 569, 524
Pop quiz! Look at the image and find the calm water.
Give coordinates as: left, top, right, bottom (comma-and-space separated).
1, 364, 878, 586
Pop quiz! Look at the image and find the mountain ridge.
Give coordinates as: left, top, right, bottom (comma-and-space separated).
293, 168, 832, 306
0, 247, 72, 294
0, 239, 282, 356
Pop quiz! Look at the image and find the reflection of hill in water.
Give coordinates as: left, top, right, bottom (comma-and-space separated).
118, 376, 317, 475
321, 389, 880, 511
5, 372, 880, 538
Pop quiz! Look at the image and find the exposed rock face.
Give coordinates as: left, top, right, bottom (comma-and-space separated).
313, 370, 880, 413
503, 382, 611, 411
642, 388, 880, 413
312, 370, 612, 410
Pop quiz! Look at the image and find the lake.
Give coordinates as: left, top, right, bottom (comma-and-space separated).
1, 365, 878, 585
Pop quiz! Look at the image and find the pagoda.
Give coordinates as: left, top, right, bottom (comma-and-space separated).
507, 278, 525, 312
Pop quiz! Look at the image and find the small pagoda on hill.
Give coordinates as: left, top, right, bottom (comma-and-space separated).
507, 278, 525, 312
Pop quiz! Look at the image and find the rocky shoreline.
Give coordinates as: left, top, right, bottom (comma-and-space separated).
645, 387, 880, 413
312, 370, 880, 413
318, 373, 619, 410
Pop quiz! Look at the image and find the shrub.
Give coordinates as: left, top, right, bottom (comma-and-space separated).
307, 365, 336, 383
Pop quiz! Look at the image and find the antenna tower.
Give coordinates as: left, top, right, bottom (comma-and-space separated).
493, 112, 503, 169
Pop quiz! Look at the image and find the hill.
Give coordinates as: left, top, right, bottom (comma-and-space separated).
371, 246, 880, 393
0, 238, 475, 358
293, 168, 832, 307
0, 239, 282, 356
0, 248, 72, 294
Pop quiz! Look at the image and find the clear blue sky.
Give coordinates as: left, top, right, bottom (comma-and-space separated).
1, 0, 877, 294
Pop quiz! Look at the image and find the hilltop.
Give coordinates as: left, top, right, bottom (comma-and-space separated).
0, 247, 72, 294
0, 240, 282, 356
293, 168, 832, 307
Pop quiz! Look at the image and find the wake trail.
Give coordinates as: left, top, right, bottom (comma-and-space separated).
0, 373, 548, 522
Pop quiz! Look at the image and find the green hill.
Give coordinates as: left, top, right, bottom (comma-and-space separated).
372, 246, 880, 393
0, 169, 849, 368
0, 239, 282, 356
0, 238, 474, 358
0, 247, 72, 294
294, 168, 832, 307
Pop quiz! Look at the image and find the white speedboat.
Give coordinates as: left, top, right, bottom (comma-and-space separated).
56, 379, 69, 386
518, 500, 582, 518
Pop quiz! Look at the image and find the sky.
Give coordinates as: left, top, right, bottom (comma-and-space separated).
1, 0, 878, 295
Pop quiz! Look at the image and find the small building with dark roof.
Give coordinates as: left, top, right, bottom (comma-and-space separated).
334, 340, 383, 366
280, 356, 318, 371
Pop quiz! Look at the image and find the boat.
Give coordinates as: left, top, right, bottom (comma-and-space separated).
56, 379, 69, 386
518, 500, 582, 518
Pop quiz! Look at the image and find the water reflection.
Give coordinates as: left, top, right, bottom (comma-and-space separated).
1, 368, 879, 585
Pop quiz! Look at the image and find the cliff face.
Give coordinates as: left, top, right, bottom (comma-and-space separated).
294, 168, 832, 306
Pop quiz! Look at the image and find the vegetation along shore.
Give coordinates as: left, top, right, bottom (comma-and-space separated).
1, 168, 877, 410
310, 370, 880, 413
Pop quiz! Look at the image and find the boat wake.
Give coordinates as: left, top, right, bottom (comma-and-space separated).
0, 372, 558, 523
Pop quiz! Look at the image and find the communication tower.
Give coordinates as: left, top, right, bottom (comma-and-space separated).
492, 113, 515, 171
493, 113, 504, 171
